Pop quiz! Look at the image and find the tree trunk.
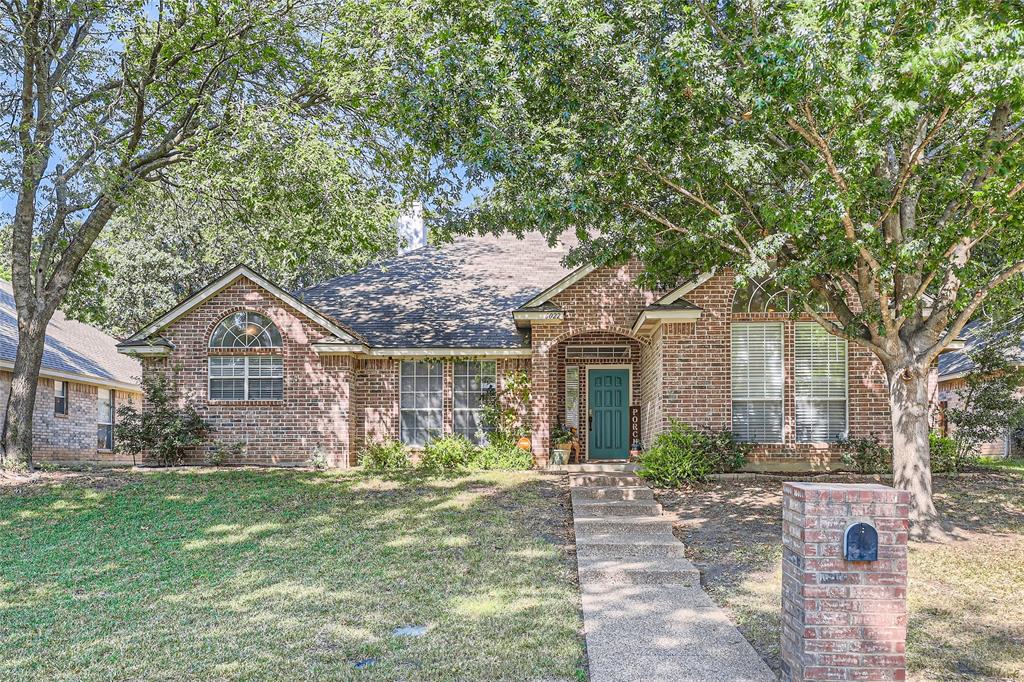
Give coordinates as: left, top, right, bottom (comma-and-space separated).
0, 323, 49, 470
887, 364, 947, 539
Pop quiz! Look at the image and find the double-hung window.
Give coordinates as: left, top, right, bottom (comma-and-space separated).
54, 380, 68, 415
208, 311, 283, 401
794, 322, 848, 442
454, 361, 497, 445
731, 323, 784, 443
399, 361, 443, 446
97, 388, 114, 450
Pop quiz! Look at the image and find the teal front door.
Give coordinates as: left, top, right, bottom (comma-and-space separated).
588, 369, 630, 460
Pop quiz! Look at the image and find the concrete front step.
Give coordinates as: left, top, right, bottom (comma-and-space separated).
570, 474, 644, 487
549, 463, 638, 473
572, 499, 663, 518
577, 557, 701, 586
574, 516, 676, 537
576, 534, 688, 560
571, 486, 654, 501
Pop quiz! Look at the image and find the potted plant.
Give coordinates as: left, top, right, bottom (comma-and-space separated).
629, 439, 643, 460
550, 424, 576, 465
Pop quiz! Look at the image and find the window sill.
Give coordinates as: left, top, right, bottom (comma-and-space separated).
55, 413, 69, 419
208, 400, 284, 406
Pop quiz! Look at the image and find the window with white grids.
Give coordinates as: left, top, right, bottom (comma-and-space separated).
454, 361, 497, 445
54, 380, 68, 415
97, 388, 114, 450
795, 323, 848, 442
400, 361, 443, 446
731, 323, 784, 443
565, 345, 630, 360
208, 356, 283, 401
208, 311, 283, 401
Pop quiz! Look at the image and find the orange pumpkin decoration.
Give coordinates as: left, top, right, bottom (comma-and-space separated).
516, 436, 532, 451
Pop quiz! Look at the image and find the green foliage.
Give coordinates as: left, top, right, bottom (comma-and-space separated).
307, 448, 330, 471
550, 424, 575, 446
115, 375, 210, 467
480, 370, 531, 441
207, 441, 245, 467
360, 440, 412, 471
471, 439, 534, 470
929, 433, 964, 475
418, 435, 477, 473
945, 338, 1024, 466
838, 435, 893, 475
637, 423, 748, 486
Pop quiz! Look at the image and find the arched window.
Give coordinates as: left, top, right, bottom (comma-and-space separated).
208, 312, 283, 401
732, 278, 829, 314
209, 311, 282, 349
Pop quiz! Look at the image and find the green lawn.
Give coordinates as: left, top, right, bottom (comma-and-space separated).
978, 457, 1024, 472
0, 468, 586, 681
656, 472, 1024, 681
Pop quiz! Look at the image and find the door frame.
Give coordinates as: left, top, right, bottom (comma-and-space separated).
585, 364, 633, 460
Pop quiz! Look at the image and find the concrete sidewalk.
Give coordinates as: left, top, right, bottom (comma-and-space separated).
570, 467, 774, 682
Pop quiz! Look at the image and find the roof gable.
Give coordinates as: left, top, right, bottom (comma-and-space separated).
124, 265, 363, 345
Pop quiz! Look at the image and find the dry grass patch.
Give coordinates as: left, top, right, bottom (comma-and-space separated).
656, 472, 1024, 680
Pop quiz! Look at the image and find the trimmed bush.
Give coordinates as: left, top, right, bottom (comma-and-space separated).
471, 439, 534, 470
419, 435, 476, 473
361, 440, 411, 471
637, 423, 748, 486
929, 432, 966, 474
837, 435, 892, 474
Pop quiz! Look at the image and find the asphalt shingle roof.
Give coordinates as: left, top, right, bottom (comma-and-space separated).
938, 320, 1024, 380
297, 233, 576, 348
0, 281, 141, 387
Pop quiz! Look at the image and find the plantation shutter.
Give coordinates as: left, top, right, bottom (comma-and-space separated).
795, 322, 848, 442
731, 323, 784, 442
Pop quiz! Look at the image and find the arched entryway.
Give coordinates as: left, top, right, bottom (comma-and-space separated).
546, 329, 644, 461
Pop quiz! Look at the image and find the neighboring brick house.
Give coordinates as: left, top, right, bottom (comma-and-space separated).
937, 323, 1023, 458
0, 282, 142, 463
118, 232, 894, 469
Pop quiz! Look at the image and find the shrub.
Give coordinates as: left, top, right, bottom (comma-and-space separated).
361, 440, 411, 471
929, 432, 966, 474
207, 440, 245, 466
837, 435, 892, 475
636, 423, 748, 487
115, 374, 210, 466
307, 448, 329, 470
471, 438, 534, 470
419, 435, 476, 473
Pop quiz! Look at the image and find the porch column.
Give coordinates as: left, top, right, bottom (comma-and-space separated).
530, 326, 559, 465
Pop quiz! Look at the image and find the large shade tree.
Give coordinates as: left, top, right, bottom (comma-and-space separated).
0, 0, 425, 469
338, 0, 1024, 533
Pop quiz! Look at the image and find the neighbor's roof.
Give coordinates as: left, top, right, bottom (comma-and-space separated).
938, 320, 1024, 381
296, 233, 577, 348
0, 281, 141, 389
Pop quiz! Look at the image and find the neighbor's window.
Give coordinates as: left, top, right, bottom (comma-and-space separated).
208, 311, 283, 401
454, 360, 497, 445
731, 323, 784, 443
97, 388, 114, 450
54, 380, 68, 415
399, 361, 443, 446
794, 322, 848, 442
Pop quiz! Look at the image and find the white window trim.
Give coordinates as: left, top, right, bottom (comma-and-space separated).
54, 380, 68, 416
453, 360, 497, 444
730, 322, 785, 444
565, 345, 631, 360
398, 360, 444, 447
208, 356, 283, 401
97, 388, 114, 451
794, 322, 849, 444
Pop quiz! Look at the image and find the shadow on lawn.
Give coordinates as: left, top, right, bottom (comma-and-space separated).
654, 471, 1024, 680
0, 468, 585, 681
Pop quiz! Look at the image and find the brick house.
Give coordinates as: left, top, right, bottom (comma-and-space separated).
0, 282, 142, 463
937, 323, 1023, 458
117, 232, 892, 469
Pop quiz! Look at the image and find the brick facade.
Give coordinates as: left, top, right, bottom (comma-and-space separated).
1, 371, 140, 464
135, 265, 895, 469
781, 482, 910, 682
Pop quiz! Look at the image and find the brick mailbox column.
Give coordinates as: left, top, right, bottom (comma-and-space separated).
781, 482, 910, 682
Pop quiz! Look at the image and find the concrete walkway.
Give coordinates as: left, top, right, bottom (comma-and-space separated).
569, 465, 774, 682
